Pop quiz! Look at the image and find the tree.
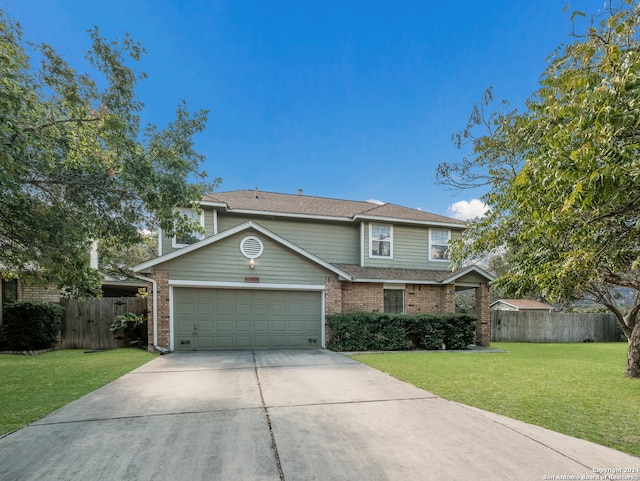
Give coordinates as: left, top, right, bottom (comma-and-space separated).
436, 1, 640, 378
0, 9, 219, 296
98, 231, 158, 280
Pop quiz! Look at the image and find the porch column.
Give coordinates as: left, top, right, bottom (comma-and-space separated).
475, 283, 490, 347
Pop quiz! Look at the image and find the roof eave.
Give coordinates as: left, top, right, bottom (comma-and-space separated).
353, 214, 464, 228
221, 208, 354, 223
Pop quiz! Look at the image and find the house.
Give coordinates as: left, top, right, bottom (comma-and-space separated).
490, 299, 554, 312
0, 278, 63, 324
133, 189, 495, 352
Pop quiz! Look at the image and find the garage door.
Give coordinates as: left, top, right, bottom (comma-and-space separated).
173, 288, 322, 350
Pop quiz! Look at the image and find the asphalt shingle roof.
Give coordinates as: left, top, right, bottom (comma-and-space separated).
203, 190, 463, 225
333, 264, 456, 283
491, 299, 553, 310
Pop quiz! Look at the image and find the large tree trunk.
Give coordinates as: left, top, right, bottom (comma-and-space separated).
625, 321, 640, 378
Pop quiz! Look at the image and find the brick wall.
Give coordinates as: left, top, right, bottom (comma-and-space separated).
18, 282, 63, 303
336, 282, 458, 316
405, 284, 455, 315
341, 282, 384, 313
325, 276, 342, 315
145, 270, 170, 351
475, 283, 490, 347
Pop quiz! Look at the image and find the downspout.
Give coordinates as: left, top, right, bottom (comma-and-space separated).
134, 273, 167, 353
360, 222, 365, 266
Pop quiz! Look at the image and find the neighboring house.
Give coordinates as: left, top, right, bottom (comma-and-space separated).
490, 299, 554, 312
0, 278, 63, 324
133, 189, 495, 352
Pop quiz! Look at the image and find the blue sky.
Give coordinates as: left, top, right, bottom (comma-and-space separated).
5, 0, 608, 219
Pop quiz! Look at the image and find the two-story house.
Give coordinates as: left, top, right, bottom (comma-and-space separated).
133, 189, 494, 352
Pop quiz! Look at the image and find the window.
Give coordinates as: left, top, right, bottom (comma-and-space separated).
429, 229, 451, 261
384, 289, 404, 313
2, 279, 18, 305
173, 209, 205, 247
370, 224, 393, 258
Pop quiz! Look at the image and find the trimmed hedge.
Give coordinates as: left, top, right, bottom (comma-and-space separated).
1, 301, 63, 350
326, 312, 477, 352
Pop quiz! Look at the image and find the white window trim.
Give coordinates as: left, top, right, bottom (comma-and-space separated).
369, 223, 393, 259
172, 208, 205, 248
429, 228, 451, 262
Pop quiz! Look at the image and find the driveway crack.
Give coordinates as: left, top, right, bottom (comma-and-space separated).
253, 351, 286, 481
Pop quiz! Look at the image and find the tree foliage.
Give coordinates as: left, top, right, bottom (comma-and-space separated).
436, 1, 640, 377
0, 9, 218, 295
98, 231, 157, 280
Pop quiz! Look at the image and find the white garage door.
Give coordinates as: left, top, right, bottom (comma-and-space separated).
173, 288, 322, 350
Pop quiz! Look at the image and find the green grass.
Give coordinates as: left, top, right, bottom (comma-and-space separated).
0, 348, 156, 435
352, 342, 640, 457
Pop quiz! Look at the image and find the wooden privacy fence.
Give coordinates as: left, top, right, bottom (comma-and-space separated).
490, 310, 620, 343
59, 297, 147, 349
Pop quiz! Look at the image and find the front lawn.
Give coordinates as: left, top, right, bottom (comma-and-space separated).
0, 348, 156, 435
351, 342, 640, 457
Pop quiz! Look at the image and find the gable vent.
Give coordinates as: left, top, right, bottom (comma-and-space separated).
240, 236, 264, 259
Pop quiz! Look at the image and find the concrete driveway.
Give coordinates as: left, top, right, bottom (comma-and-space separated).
1, 349, 637, 481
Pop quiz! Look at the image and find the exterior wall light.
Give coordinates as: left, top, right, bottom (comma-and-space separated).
249, 258, 255, 269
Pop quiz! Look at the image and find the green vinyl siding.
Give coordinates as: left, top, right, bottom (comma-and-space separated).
158, 231, 331, 285
364, 223, 462, 270
160, 208, 217, 256
216, 213, 359, 264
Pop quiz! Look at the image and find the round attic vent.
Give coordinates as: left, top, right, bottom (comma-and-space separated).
240, 236, 264, 259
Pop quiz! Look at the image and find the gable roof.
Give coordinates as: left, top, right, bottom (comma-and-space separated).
203, 190, 464, 227
490, 299, 553, 310
133, 221, 352, 279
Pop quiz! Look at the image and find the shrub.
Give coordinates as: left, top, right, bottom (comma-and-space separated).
110, 312, 147, 347
326, 312, 412, 351
2, 301, 63, 350
327, 312, 477, 352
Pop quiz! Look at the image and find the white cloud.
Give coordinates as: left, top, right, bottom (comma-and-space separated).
448, 199, 489, 221
366, 199, 385, 205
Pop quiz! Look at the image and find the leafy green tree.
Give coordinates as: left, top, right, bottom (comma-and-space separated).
0, 9, 218, 296
98, 231, 158, 280
436, 1, 640, 377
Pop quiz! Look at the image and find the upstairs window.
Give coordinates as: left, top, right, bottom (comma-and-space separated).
370, 224, 393, 258
429, 229, 450, 261
173, 209, 205, 247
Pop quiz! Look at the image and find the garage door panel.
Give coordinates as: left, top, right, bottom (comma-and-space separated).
217, 320, 234, 332
215, 335, 234, 349
234, 335, 252, 348
252, 304, 269, 317
215, 304, 234, 316
196, 335, 215, 349
286, 305, 304, 317
194, 289, 215, 301
286, 291, 304, 302
288, 319, 303, 330
196, 304, 214, 316
253, 319, 269, 332
271, 319, 286, 331
236, 320, 251, 332
269, 334, 287, 347
198, 320, 214, 333
173, 288, 321, 350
